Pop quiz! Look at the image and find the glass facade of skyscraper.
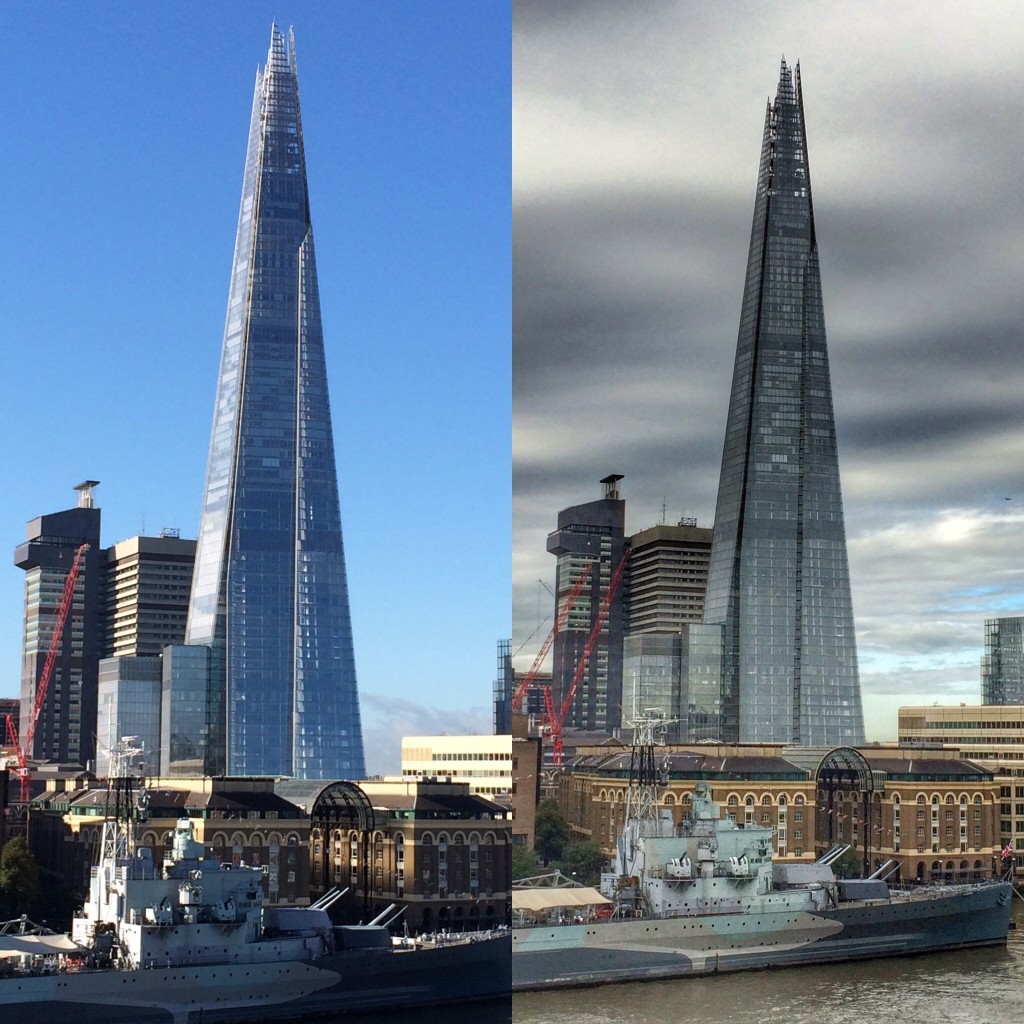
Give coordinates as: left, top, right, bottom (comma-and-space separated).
703, 61, 864, 746
186, 26, 364, 779
982, 618, 1024, 705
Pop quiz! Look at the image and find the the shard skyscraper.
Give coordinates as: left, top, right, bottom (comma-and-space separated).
184, 26, 365, 779
703, 60, 864, 747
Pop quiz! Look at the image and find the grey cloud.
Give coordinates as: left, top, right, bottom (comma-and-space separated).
513, 4, 1024, 725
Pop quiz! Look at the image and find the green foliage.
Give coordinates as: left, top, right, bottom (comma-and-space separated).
557, 840, 606, 886
830, 847, 865, 879
0, 836, 40, 916
512, 844, 541, 881
533, 799, 570, 865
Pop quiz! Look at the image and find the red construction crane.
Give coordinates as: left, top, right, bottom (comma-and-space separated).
550, 548, 631, 767
511, 563, 594, 713
5, 542, 90, 805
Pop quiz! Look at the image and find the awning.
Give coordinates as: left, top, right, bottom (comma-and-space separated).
0, 934, 83, 957
512, 887, 611, 912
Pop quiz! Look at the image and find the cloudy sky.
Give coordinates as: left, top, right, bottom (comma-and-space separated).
1, 4, 509, 775
513, 1, 1024, 739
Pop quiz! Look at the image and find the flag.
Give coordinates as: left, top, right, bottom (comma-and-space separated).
1002, 840, 1014, 860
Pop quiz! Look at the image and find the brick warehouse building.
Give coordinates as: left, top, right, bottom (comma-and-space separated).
555, 743, 1003, 883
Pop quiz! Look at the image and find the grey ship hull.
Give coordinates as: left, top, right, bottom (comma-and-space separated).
512, 881, 1012, 991
0, 932, 510, 1023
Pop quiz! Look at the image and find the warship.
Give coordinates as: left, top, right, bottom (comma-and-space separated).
0, 764, 510, 1021
513, 714, 1012, 991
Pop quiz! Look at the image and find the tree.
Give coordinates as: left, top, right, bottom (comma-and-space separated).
533, 799, 570, 865
557, 840, 606, 886
0, 836, 40, 917
512, 845, 541, 881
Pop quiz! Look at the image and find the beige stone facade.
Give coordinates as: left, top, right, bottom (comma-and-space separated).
899, 704, 1024, 876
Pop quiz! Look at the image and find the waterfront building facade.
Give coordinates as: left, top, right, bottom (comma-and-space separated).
703, 61, 864, 746
982, 618, 1024, 704
558, 741, 1001, 882
185, 26, 364, 779
899, 703, 1024, 877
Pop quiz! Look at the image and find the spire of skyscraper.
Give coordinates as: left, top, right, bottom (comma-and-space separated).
703, 60, 864, 746
185, 25, 365, 779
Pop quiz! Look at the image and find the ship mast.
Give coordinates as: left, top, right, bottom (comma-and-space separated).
99, 737, 148, 880
623, 707, 666, 834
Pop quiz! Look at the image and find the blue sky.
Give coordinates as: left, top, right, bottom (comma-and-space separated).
0, 4, 510, 775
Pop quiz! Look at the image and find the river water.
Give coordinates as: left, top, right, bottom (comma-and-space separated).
512, 900, 1024, 1024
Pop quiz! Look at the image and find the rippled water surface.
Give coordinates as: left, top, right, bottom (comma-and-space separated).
513, 902, 1024, 1024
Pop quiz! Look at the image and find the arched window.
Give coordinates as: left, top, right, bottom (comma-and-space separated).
794, 795, 805, 806
761, 794, 773, 806
422, 833, 434, 846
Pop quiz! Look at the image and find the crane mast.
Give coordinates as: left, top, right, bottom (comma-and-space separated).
5, 542, 90, 805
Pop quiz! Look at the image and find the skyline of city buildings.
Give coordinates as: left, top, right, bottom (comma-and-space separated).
702, 59, 864, 747
182, 26, 364, 780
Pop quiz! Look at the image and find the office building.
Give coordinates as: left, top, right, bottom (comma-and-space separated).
14, 482, 104, 767
95, 656, 162, 777
104, 532, 196, 659
547, 475, 627, 732
982, 618, 1024, 704
494, 639, 514, 735
183, 26, 364, 779
621, 521, 713, 740
401, 734, 513, 801
703, 60, 864, 746
624, 521, 712, 633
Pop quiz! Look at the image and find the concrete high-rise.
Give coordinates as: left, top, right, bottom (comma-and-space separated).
547, 475, 627, 733
14, 482, 103, 767
703, 61, 864, 746
104, 532, 196, 659
622, 520, 713, 743
184, 26, 364, 779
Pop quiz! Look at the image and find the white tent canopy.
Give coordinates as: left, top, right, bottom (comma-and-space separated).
512, 887, 610, 912
0, 933, 83, 957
